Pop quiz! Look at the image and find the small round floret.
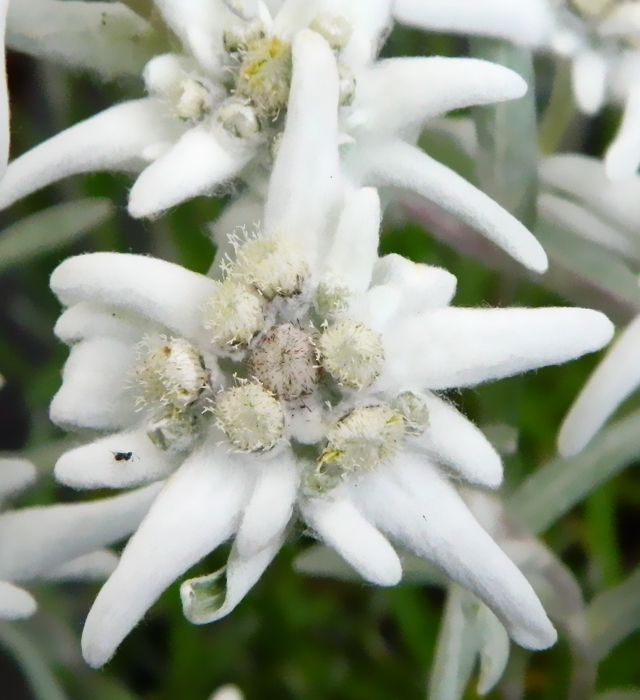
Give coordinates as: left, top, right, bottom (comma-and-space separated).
391, 391, 429, 436
231, 235, 309, 299
203, 280, 265, 348
248, 324, 319, 400
319, 320, 385, 389
215, 383, 285, 452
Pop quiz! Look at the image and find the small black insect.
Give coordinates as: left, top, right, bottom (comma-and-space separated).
112, 451, 136, 462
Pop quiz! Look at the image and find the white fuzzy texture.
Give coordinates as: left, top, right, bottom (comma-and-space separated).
82, 448, 252, 668
410, 392, 503, 488
0, 484, 160, 582
300, 497, 402, 586
559, 313, 640, 456
0, 99, 185, 210
50, 337, 139, 431
352, 457, 557, 650
55, 429, 181, 489
380, 307, 614, 392
128, 127, 251, 219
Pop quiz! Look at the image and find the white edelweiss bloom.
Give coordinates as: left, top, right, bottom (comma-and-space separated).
49, 75, 612, 667
396, 0, 640, 180
0, 455, 160, 620
532, 153, 640, 456
0, 3, 547, 272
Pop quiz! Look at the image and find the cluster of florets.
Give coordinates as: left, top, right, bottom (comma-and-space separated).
218, 13, 356, 138
144, 12, 357, 149
131, 232, 430, 493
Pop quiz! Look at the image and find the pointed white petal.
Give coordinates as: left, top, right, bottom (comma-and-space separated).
0, 459, 37, 501
394, 0, 552, 46
51, 253, 217, 342
0, 0, 8, 177
153, 0, 231, 70
323, 187, 380, 293
371, 254, 457, 311
50, 337, 138, 431
55, 430, 181, 489
409, 393, 503, 488
7, 1, 157, 79
357, 141, 548, 273
559, 314, 640, 456
54, 302, 149, 344
606, 87, 640, 180
352, 458, 557, 650
355, 57, 526, 136
380, 306, 614, 392
0, 484, 161, 582
0, 582, 36, 619
81, 448, 253, 668
128, 128, 252, 219
351, 284, 404, 334
538, 192, 640, 259
571, 49, 608, 115
234, 453, 299, 559
0, 99, 185, 210
265, 30, 342, 273
41, 550, 119, 582
300, 496, 402, 586
540, 153, 640, 232
181, 535, 282, 623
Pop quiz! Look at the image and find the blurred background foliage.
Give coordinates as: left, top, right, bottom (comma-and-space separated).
1, 22, 640, 700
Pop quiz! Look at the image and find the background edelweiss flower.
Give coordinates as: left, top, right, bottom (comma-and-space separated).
0, 455, 160, 619
395, 0, 640, 180
520, 153, 640, 456
46, 67, 613, 668
0, 1, 549, 272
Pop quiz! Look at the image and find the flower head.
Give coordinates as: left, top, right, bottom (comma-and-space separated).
0, 1, 550, 272
48, 106, 613, 666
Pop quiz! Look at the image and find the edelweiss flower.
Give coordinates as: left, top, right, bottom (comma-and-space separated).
0, 3, 548, 271
396, 0, 640, 179
0, 455, 160, 619
49, 47, 612, 667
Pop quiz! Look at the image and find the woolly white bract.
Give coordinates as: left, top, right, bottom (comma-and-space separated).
0, 455, 159, 620
48, 49, 614, 666
396, 0, 640, 180
0, 1, 549, 272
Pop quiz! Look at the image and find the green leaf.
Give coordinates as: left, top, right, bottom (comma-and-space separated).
596, 692, 640, 700
469, 39, 538, 228
0, 621, 69, 700
509, 408, 640, 535
428, 586, 479, 700
585, 566, 640, 661
0, 199, 115, 274
535, 219, 640, 317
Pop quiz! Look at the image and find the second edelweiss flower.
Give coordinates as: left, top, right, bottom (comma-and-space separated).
49, 39, 613, 666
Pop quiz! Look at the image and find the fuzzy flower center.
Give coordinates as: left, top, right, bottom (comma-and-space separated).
248, 324, 319, 400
